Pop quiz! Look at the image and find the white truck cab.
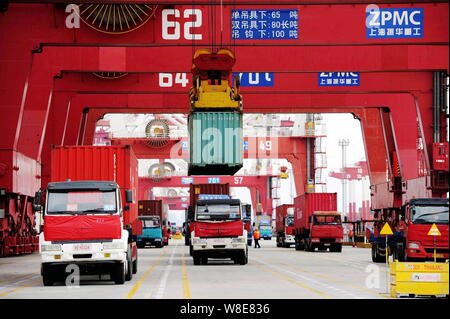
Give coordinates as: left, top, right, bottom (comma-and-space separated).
38, 181, 137, 286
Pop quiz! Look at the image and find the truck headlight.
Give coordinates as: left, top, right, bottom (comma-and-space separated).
232, 237, 246, 244
103, 242, 124, 250
192, 238, 207, 245
41, 244, 62, 252
408, 242, 420, 249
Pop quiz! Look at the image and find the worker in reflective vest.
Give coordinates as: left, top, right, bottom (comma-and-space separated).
348, 229, 355, 247
253, 228, 261, 248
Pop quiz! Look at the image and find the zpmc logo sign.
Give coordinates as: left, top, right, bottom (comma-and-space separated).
366, 5, 424, 39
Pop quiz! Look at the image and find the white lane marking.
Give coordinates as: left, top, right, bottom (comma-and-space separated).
251, 257, 361, 299
152, 243, 178, 299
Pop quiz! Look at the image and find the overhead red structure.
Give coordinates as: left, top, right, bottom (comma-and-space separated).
140, 175, 276, 216
329, 161, 369, 181
0, 1, 448, 256
111, 136, 311, 196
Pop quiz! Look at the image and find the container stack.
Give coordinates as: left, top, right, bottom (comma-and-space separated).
188, 48, 243, 176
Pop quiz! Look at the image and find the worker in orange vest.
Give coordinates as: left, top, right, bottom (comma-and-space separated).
348, 229, 355, 247
253, 228, 261, 248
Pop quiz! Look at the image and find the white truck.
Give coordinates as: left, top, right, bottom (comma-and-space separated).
37, 181, 138, 286
190, 196, 248, 265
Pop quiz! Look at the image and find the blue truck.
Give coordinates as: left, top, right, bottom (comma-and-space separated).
137, 216, 164, 248
255, 215, 272, 240
136, 200, 168, 248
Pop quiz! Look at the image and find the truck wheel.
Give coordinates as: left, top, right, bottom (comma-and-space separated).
193, 253, 201, 265
189, 244, 193, 256
239, 252, 248, 265
137, 242, 145, 249
132, 254, 138, 274
112, 263, 126, 284
125, 251, 133, 281
371, 244, 385, 263
395, 244, 406, 262
156, 242, 163, 248
42, 273, 54, 287
42, 265, 54, 286
276, 237, 281, 247
201, 257, 208, 265
295, 239, 304, 251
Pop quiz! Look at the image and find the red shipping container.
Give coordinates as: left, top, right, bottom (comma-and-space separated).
294, 193, 337, 231
189, 183, 230, 207
50, 145, 139, 232
138, 200, 168, 225
138, 200, 163, 217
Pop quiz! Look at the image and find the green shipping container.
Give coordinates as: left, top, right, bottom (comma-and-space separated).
188, 112, 243, 175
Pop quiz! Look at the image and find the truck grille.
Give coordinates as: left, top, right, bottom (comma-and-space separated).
424, 248, 449, 254
73, 254, 92, 259
320, 238, 336, 243
213, 245, 226, 249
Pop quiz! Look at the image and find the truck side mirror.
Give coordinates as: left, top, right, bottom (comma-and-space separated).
187, 207, 194, 221
125, 190, 133, 203
34, 190, 42, 211
308, 216, 312, 224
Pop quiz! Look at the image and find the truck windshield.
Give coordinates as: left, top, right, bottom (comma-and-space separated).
47, 190, 117, 214
196, 204, 241, 221
313, 215, 341, 225
286, 216, 294, 226
140, 217, 161, 228
411, 206, 449, 225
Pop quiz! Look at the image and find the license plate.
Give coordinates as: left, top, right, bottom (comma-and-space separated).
73, 244, 91, 251
213, 239, 225, 243
435, 253, 444, 258
324, 244, 330, 246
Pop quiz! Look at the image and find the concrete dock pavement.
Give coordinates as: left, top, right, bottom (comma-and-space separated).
0, 239, 391, 299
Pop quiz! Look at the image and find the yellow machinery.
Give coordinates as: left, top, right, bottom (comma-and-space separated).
189, 48, 242, 111
390, 261, 449, 298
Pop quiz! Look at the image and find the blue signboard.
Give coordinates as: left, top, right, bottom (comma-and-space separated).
208, 177, 221, 184
198, 194, 230, 200
233, 73, 274, 87
232, 9, 298, 40
181, 141, 188, 150
181, 177, 193, 184
366, 8, 424, 38
318, 72, 360, 86
243, 140, 249, 150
